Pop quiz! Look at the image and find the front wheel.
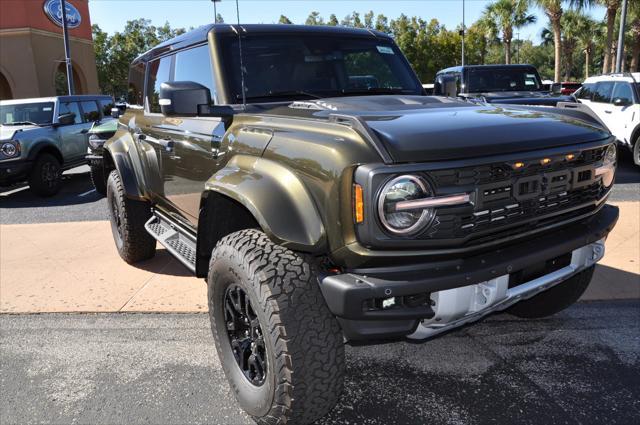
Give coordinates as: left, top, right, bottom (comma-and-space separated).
208, 229, 345, 425
28, 153, 62, 196
508, 266, 595, 319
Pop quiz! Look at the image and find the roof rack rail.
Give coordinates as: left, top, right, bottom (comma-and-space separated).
603, 72, 638, 83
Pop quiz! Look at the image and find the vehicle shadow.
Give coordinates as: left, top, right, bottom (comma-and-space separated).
133, 248, 194, 278
0, 169, 103, 208
616, 150, 640, 184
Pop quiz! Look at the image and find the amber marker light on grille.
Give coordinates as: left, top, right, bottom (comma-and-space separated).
540, 158, 552, 165
565, 154, 575, 161
354, 184, 364, 223
513, 162, 525, 169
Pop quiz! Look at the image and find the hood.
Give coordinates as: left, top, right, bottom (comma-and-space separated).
288, 96, 609, 162
0, 124, 39, 141
465, 91, 575, 106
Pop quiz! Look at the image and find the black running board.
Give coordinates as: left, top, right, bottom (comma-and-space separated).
145, 212, 197, 273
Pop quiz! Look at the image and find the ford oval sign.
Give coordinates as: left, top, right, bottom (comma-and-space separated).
43, 0, 82, 29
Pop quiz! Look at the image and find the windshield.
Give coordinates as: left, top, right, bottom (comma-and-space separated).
0, 102, 54, 125
465, 68, 543, 93
220, 35, 422, 102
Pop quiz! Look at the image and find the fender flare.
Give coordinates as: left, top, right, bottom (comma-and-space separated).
26, 141, 62, 163
203, 155, 326, 252
103, 134, 145, 199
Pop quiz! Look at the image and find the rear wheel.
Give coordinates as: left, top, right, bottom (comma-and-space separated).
508, 266, 595, 319
106, 170, 156, 263
89, 159, 106, 195
633, 136, 640, 167
28, 153, 62, 196
208, 229, 345, 425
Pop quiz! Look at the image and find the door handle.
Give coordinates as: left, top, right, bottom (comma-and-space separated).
80, 128, 89, 134
604, 110, 612, 114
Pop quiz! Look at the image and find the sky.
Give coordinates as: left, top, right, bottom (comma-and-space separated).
88, 0, 607, 44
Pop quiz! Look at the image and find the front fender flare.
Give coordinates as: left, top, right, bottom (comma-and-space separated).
204, 155, 326, 252
103, 133, 145, 199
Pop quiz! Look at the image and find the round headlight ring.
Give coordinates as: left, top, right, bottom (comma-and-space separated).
377, 175, 436, 235
1, 141, 19, 157
603, 144, 617, 166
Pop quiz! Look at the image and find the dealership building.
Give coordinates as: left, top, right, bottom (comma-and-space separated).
0, 0, 99, 100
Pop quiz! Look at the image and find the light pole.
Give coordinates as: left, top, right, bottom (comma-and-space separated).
516, 32, 520, 64
615, 0, 629, 73
461, 0, 465, 66
212, 0, 221, 23
60, 0, 74, 95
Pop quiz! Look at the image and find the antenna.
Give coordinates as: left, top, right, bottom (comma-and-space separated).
235, 0, 247, 109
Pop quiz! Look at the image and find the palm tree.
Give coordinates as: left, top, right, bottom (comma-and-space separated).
573, 0, 621, 73
533, 0, 564, 82
483, 0, 536, 64
574, 14, 600, 78
560, 10, 597, 79
629, 0, 640, 72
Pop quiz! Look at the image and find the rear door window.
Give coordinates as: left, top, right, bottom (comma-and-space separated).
58, 101, 83, 124
80, 100, 101, 122
592, 82, 614, 103
146, 55, 173, 113
174, 45, 216, 99
611, 82, 634, 105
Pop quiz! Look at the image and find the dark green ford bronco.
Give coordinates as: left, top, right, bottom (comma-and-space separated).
102, 24, 618, 424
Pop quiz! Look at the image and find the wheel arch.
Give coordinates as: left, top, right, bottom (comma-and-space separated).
103, 132, 145, 200
26, 142, 63, 164
195, 155, 326, 277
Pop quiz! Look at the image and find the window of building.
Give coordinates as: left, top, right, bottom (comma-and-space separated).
146, 55, 173, 113
80, 101, 101, 122
611, 82, 634, 105
58, 101, 83, 124
174, 45, 216, 99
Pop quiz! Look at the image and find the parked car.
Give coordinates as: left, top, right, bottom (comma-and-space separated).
573, 73, 640, 166
86, 117, 118, 194
103, 24, 618, 424
0, 95, 114, 196
434, 64, 576, 106
561, 81, 582, 95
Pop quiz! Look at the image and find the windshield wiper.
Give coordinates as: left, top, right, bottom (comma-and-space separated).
238, 90, 324, 101
3, 121, 43, 126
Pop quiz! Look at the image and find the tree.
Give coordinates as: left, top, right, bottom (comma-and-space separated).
342, 12, 364, 28
375, 14, 391, 33
571, 13, 599, 78
278, 15, 293, 24
327, 14, 339, 26
215, 13, 224, 24
484, 0, 536, 64
533, 0, 564, 82
364, 11, 375, 29
629, 0, 640, 71
305, 11, 324, 26
466, 17, 499, 64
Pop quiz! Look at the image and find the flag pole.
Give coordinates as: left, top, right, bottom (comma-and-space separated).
60, 0, 74, 95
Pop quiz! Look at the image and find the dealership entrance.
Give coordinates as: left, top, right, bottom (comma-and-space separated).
0, 0, 99, 100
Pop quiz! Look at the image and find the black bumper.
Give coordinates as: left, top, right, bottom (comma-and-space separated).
0, 160, 31, 186
320, 204, 618, 340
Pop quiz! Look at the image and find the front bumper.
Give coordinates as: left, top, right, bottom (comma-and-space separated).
320, 204, 618, 341
0, 160, 31, 185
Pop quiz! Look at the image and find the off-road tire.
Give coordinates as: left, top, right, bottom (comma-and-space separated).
208, 229, 345, 425
106, 170, 156, 263
89, 159, 106, 195
28, 153, 62, 196
508, 266, 595, 319
633, 136, 640, 167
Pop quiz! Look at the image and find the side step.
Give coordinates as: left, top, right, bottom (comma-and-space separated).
145, 212, 197, 273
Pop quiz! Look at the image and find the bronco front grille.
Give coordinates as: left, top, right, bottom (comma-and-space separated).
417, 146, 609, 245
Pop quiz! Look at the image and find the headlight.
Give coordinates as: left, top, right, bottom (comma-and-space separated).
0, 141, 20, 158
88, 134, 105, 149
595, 144, 616, 188
377, 175, 435, 235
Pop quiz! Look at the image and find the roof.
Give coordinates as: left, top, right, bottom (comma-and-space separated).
437, 64, 539, 74
583, 73, 640, 84
135, 23, 392, 63
0, 95, 112, 105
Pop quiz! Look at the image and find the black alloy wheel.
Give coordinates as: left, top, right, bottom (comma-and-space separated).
224, 284, 267, 386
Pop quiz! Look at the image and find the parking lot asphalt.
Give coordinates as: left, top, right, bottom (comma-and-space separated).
0, 153, 638, 225
1, 301, 638, 425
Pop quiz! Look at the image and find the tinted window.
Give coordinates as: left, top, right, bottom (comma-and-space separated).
0, 102, 54, 125
593, 82, 614, 103
58, 101, 83, 124
466, 67, 542, 92
611, 82, 634, 105
174, 45, 215, 99
146, 55, 173, 113
99, 99, 115, 116
128, 61, 145, 106
576, 83, 594, 100
80, 101, 101, 122
220, 35, 421, 102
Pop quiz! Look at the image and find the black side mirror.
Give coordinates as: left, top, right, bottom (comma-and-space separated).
160, 81, 212, 117
613, 98, 631, 107
550, 83, 562, 95
111, 107, 121, 119
57, 113, 75, 126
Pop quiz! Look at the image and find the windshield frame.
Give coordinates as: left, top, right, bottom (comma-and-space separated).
215, 33, 423, 104
0, 102, 55, 126
463, 67, 544, 94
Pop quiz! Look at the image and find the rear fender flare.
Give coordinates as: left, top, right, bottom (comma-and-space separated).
203, 155, 326, 252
